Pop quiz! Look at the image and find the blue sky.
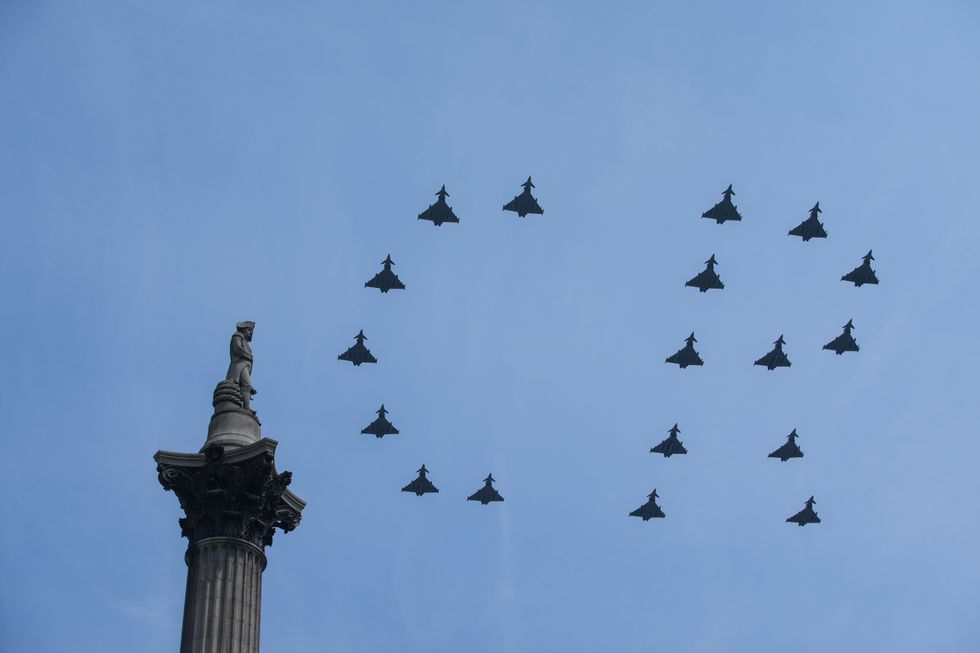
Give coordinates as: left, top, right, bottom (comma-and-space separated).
2, 1, 980, 651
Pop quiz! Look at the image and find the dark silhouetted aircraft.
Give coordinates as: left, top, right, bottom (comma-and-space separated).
842, 250, 879, 286
402, 464, 439, 496
418, 185, 459, 226
468, 474, 504, 504
788, 202, 828, 241
651, 424, 687, 457
502, 177, 543, 217
685, 254, 725, 292
361, 404, 399, 438
666, 332, 704, 369
823, 319, 860, 355
769, 429, 804, 462
754, 335, 791, 370
337, 330, 377, 366
701, 184, 742, 223
629, 489, 666, 521
786, 496, 821, 526
364, 255, 405, 293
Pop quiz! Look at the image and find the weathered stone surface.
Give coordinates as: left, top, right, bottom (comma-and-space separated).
180, 537, 266, 653
156, 438, 305, 653
207, 392, 262, 449
226, 322, 256, 411
155, 439, 303, 549
156, 325, 304, 652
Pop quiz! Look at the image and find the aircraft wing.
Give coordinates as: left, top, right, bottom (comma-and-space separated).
419, 205, 459, 225
468, 487, 503, 503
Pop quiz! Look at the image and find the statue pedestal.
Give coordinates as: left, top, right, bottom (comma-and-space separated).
206, 402, 262, 450
205, 381, 262, 450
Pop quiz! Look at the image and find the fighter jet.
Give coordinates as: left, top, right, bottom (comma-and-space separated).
754, 335, 792, 371
364, 255, 405, 293
402, 464, 439, 496
841, 250, 879, 287
337, 330, 377, 366
768, 429, 804, 462
666, 332, 704, 369
701, 184, 742, 223
361, 404, 399, 438
467, 474, 504, 504
788, 202, 828, 241
418, 185, 460, 226
685, 254, 725, 292
629, 489, 666, 521
786, 496, 821, 526
823, 319, 860, 355
651, 424, 687, 457
502, 177, 543, 217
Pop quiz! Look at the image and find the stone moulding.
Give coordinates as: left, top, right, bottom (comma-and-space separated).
155, 438, 306, 550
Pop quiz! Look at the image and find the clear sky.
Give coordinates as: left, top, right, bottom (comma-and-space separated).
2, 2, 980, 652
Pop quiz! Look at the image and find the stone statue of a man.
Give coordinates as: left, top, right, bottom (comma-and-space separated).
226, 321, 257, 410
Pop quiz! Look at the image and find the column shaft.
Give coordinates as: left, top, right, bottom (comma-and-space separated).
180, 537, 267, 653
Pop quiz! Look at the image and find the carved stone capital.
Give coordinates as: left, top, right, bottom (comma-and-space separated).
155, 439, 305, 550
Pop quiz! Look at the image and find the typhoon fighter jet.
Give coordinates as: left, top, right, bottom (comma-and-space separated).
467, 474, 504, 504
788, 202, 828, 241
402, 465, 439, 496
786, 496, 821, 526
841, 250, 879, 287
768, 429, 804, 462
629, 489, 666, 521
823, 319, 860, 355
701, 184, 742, 223
361, 404, 399, 438
685, 254, 725, 292
666, 333, 704, 369
754, 335, 792, 371
364, 255, 405, 293
502, 177, 543, 217
337, 330, 377, 366
418, 185, 460, 226
651, 424, 688, 458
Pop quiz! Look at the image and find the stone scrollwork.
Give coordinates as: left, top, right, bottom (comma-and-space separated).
156, 443, 302, 549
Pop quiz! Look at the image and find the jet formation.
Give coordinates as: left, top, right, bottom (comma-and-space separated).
685, 254, 725, 292
337, 330, 377, 366
364, 255, 405, 293
651, 424, 687, 457
467, 474, 504, 504
842, 250, 879, 286
823, 319, 860, 355
788, 202, 828, 241
503, 177, 544, 217
361, 404, 399, 438
754, 335, 791, 371
402, 465, 439, 496
666, 333, 703, 368
786, 496, 821, 526
418, 185, 459, 226
630, 489, 666, 521
768, 429, 804, 462
341, 180, 880, 524
701, 184, 742, 223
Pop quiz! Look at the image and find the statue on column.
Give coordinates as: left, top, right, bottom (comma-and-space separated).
226, 321, 257, 410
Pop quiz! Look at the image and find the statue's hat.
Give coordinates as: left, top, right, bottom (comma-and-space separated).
236, 321, 255, 330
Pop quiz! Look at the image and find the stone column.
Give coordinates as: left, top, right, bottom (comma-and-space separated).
180, 537, 266, 652
155, 381, 305, 653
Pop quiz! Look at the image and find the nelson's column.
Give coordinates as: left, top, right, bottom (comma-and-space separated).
154, 321, 306, 652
